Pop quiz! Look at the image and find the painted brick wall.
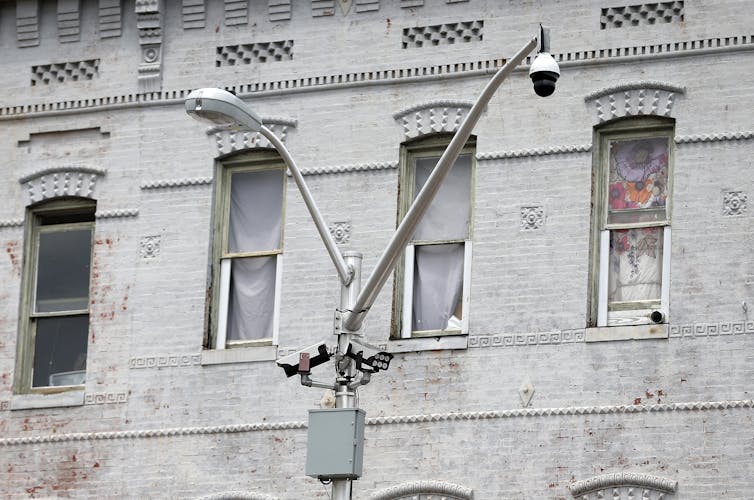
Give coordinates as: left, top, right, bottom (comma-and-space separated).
0, 0, 752, 498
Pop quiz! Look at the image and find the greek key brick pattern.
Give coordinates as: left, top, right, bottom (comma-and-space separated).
182, 0, 205, 29
402, 20, 483, 49
601, 2, 684, 29
216, 40, 294, 67
669, 321, 754, 338
99, 0, 122, 38
469, 330, 586, 348
84, 392, 128, 405
129, 354, 202, 369
31, 59, 99, 86
400, 0, 423, 7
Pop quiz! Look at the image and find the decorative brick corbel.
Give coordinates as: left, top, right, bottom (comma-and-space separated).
135, 0, 163, 92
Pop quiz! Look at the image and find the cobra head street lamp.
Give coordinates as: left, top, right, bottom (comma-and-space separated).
185, 88, 263, 131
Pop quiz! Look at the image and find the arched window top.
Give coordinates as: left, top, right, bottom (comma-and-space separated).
210, 117, 297, 158
370, 480, 474, 500
584, 81, 685, 126
18, 166, 106, 206
196, 492, 278, 500
569, 472, 678, 499
394, 101, 475, 140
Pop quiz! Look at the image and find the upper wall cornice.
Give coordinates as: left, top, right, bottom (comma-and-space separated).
0, 34, 752, 121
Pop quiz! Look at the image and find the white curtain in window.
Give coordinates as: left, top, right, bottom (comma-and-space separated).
228, 169, 283, 253
413, 155, 471, 241
227, 256, 277, 341
412, 243, 465, 331
608, 228, 663, 302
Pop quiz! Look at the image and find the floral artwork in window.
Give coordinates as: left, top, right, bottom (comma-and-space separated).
608, 137, 669, 224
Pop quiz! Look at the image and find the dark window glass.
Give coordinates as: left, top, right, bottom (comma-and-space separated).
32, 315, 89, 387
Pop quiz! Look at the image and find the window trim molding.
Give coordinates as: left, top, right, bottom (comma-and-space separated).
14, 198, 96, 395
391, 134, 476, 340
587, 116, 675, 331
208, 150, 286, 351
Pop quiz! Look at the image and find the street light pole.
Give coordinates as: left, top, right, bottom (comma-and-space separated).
185, 27, 559, 500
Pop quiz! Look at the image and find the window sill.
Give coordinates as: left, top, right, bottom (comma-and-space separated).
201, 345, 278, 365
10, 389, 85, 410
586, 324, 668, 342
387, 334, 468, 353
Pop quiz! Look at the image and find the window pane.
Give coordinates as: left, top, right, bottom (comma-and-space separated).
608, 227, 663, 303
413, 154, 471, 241
608, 137, 669, 224
412, 243, 465, 331
228, 169, 284, 253
35, 228, 92, 313
227, 256, 277, 342
32, 315, 88, 387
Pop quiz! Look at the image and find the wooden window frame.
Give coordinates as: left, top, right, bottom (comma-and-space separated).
588, 117, 675, 330
14, 198, 95, 394
391, 135, 476, 339
209, 151, 286, 350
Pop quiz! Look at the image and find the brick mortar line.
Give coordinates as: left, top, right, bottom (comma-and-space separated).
1, 399, 751, 446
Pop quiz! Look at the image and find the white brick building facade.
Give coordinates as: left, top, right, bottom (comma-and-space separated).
0, 1, 752, 498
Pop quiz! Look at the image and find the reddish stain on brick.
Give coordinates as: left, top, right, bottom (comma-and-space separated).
5, 241, 20, 276
633, 397, 642, 405
93, 462, 100, 468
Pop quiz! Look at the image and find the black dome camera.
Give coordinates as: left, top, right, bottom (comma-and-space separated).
529, 52, 560, 97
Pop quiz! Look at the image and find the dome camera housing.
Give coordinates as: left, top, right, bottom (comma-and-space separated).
529, 52, 560, 97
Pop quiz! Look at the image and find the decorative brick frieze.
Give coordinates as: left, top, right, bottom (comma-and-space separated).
198, 493, 279, 500
269, 0, 291, 21
84, 392, 128, 405
601, 2, 684, 29
16, 0, 40, 48
4, 36, 754, 119
99, 0, 122, 38
0, 220, 24, 228
669, 321, 754, 338
182, 0, 206, 29
569, 472, 678, 498
477, 144, 592, 160
470, 330, 586, 348
140, 177, 212, 189
216, 40, 294, 67
31, 59, 99, 86
400, 0, 423, 7
402, 20, 483, 49
675, 131, 754, 143
2, 399, 751, 446
393, 101, 473, 139
57, 0, 80, 43
129, 354, 202, 369
96, 209, 139, 219
19, 166, 106, 205
299, 161, 397, 176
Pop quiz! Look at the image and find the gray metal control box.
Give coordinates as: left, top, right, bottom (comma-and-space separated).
306, 408, 366, 480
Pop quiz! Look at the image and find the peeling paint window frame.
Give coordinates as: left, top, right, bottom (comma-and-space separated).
209, 151, 286, 350
14, 198, 96, 395
589, 117, 675, 328
391, 135, 475, 339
